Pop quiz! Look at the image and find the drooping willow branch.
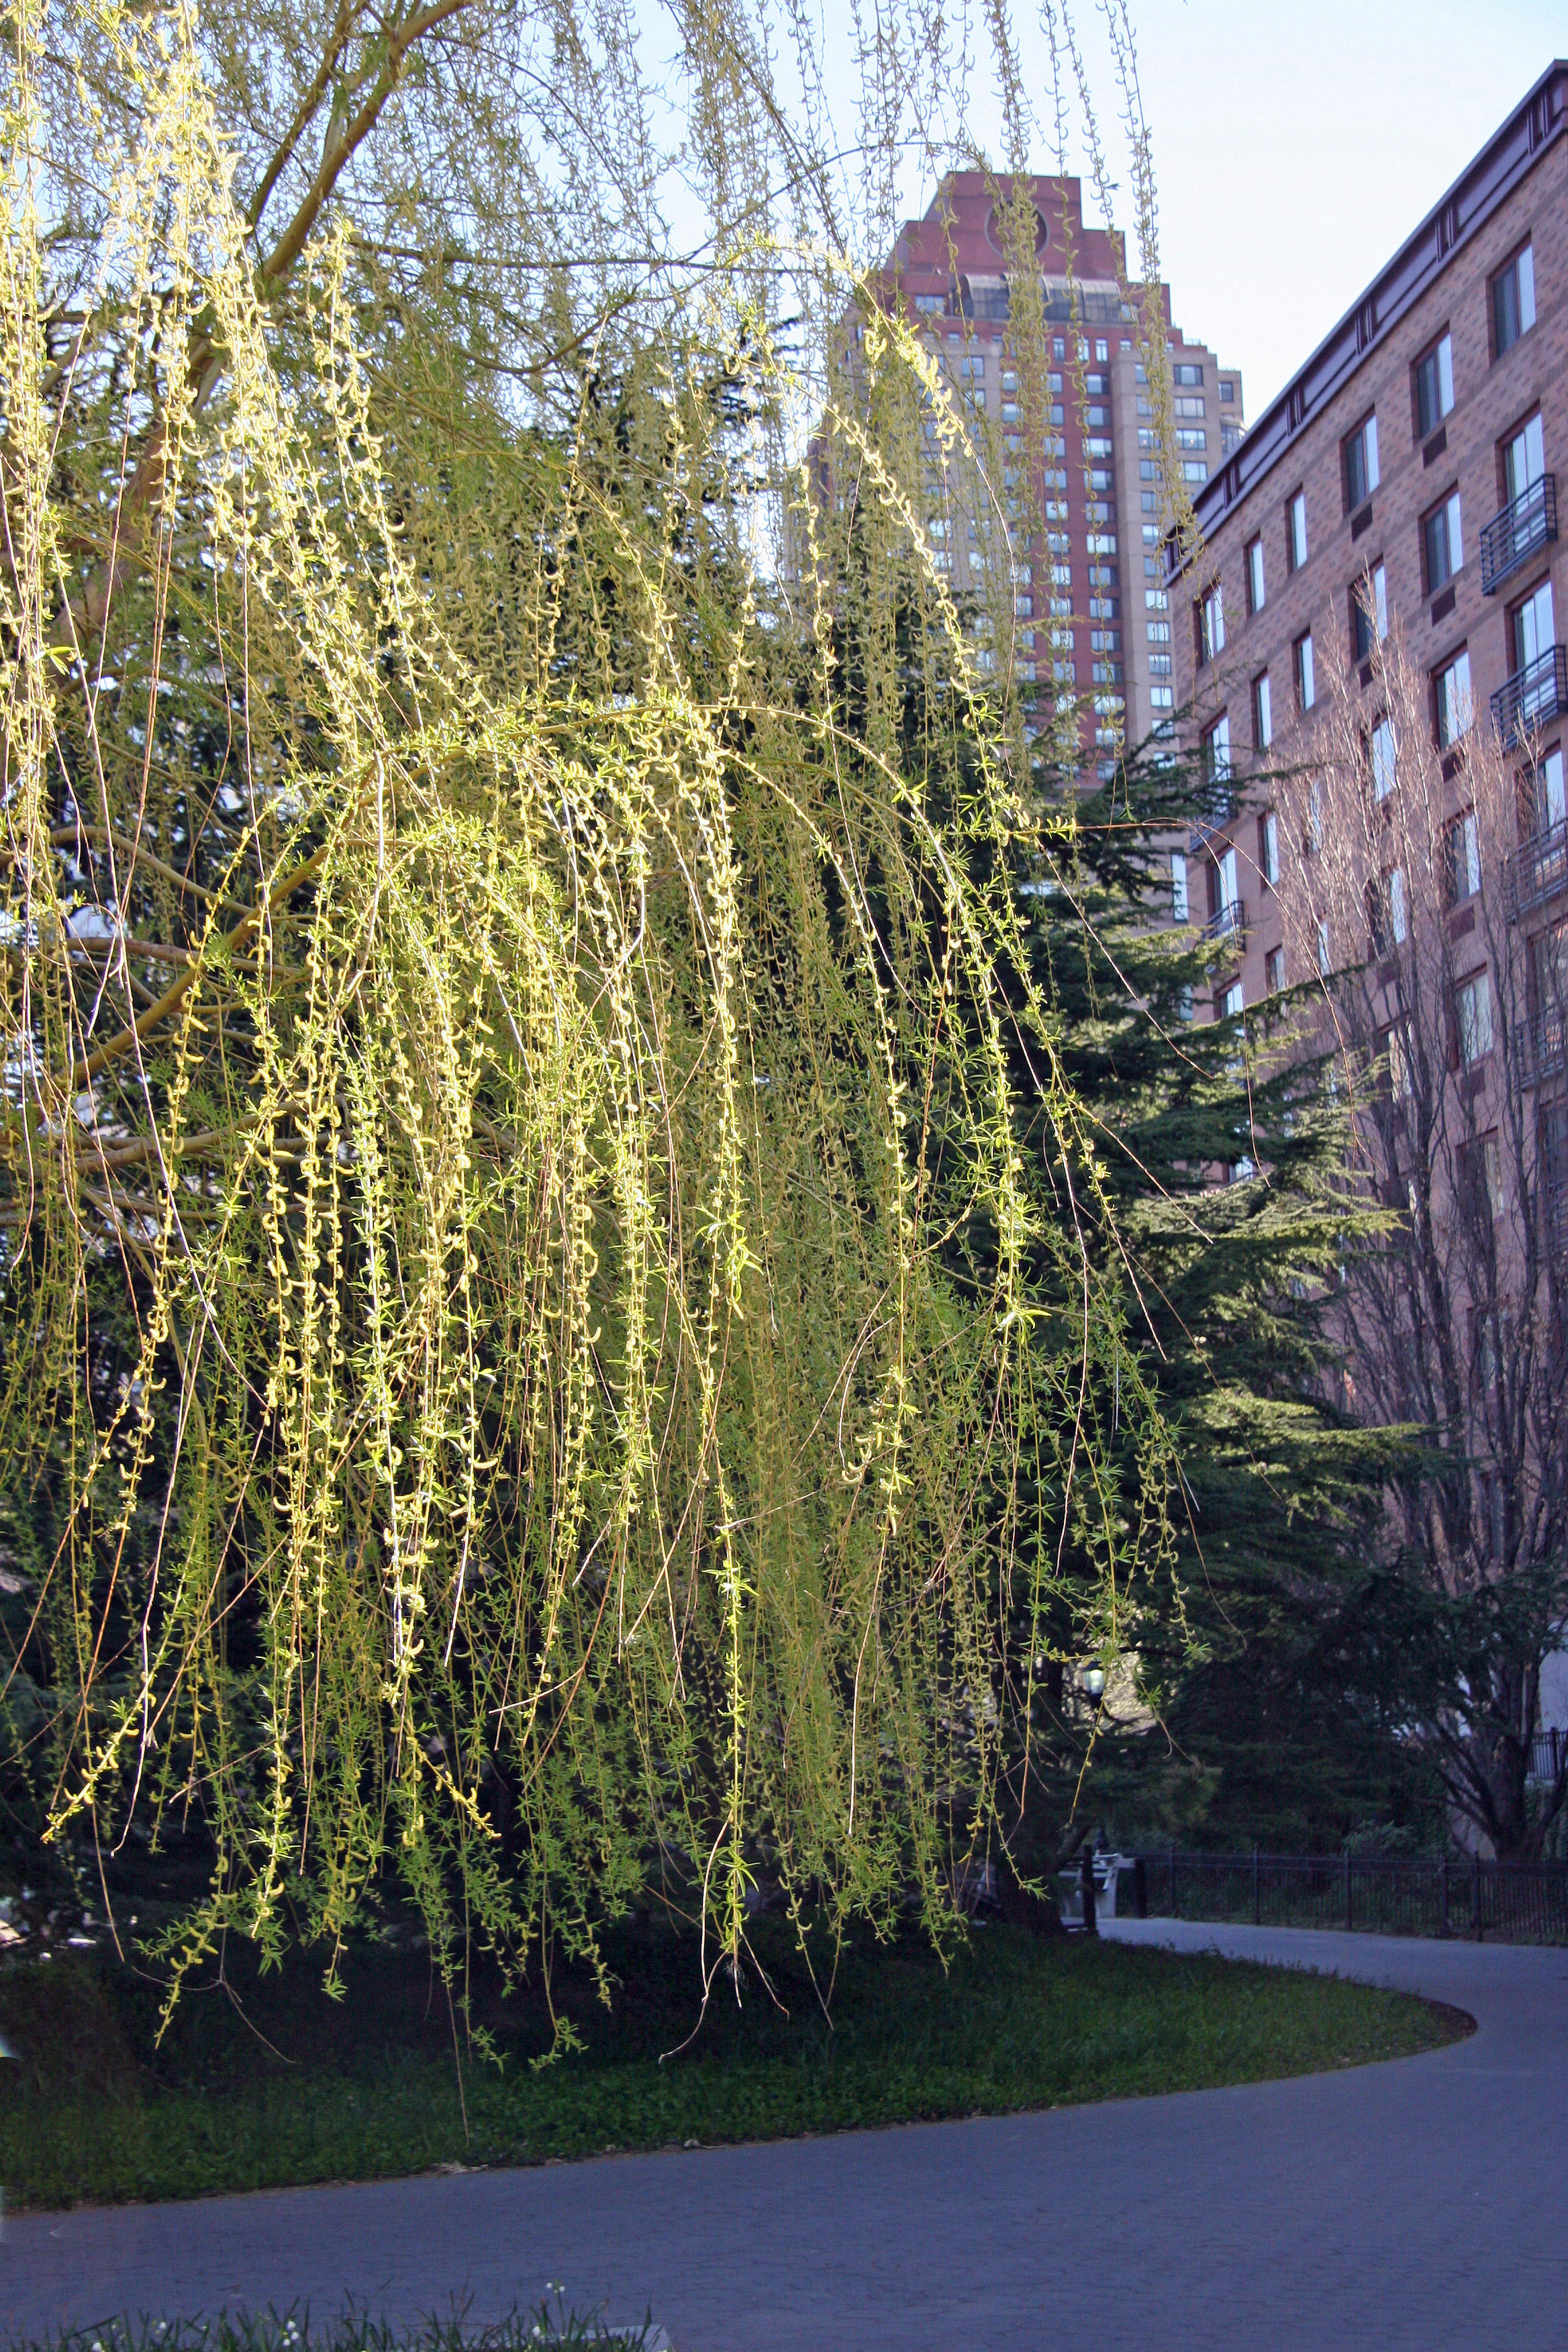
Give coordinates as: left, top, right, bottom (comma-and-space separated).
0, 0, 1185, 2004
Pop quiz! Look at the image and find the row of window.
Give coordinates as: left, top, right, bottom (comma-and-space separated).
1181, 735, 1565, 1069
1199, 241, 1538, 653
1199, 585, 1551, 786
1206, 412, 1538, 666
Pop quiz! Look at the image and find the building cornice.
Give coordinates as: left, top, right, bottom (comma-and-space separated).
1169, 60, 1568, 581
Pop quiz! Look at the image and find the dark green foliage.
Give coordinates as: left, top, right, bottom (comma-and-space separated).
1008, 734, 1438, 1851
7, 2304, 655, 2352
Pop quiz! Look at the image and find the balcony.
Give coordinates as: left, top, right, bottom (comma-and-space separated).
1491, 645, 1568, 750
1505, 816, 1568, 920
1201, 897, 1246, 947
1514, 1005, 1567, 1092
1479, 474, 1557, 595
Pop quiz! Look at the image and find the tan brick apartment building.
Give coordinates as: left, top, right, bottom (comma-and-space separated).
1172, 62, 1568, 1020
845, 172, 1244, 756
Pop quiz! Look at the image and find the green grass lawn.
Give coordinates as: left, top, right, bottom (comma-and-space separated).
0, 1916, 1467, 2212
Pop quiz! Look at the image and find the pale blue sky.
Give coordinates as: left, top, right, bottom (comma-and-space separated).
1087, 1, 1565, 418
639, 0, 1563, 418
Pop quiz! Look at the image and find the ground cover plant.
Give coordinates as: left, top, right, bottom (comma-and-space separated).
5, 2307, 658, 2352
0, 1925, 1465, 2212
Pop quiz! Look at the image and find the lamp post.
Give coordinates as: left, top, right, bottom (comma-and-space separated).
1076, 1665, 1107, 1937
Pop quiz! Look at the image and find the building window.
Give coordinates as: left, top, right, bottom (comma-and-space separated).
1524, 746, 1566, 838
1171, 851, 1189, 922
1371, 716, 1397, 801
1220, 979, 1244, 1020
1413, 332, 1455, 440
1197, 581, 1225, 665
1343, 413, 1379, 511
1220, 380, 1236, 403
1434, 648, 1474, 747
1353, 562, 1388, 660
1246, 536, 1265, 615
1367, 875, 1392, 958
1511, 577, 1556, 673
1388, 1019, 1413, 1097
1316, 919, 1331, 975
1287, 489, 1308, 573
1459, 1132, 1504, 1229
1265, 946, 1285, 993
1504, 411, 1545, 503
1456, 969, 1493, 1065
1253, 671, 1272, 750
1260, 809, 1279, 888
1294, 631, 1316, 711
1389, 865, 1408, 944
1203, 712, 1232, 785
1422, 490, 1463, 592
1182, 460, 1208, 485
1445, 810, 1481, 905
1493, 242, 1536, 359
1174, 362, 1204, 387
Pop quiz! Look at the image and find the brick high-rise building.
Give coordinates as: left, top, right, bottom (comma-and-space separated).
1171, 62, 1568, 1026
1170, 63, 1568, 1785
844, 171, 1244, 757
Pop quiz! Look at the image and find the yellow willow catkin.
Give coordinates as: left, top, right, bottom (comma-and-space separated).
0, 0, 1184, 2000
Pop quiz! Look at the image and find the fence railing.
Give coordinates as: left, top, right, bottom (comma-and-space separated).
1512, 1005, 1567, 1094
1132, 1847, 1568, 1944
1504, 812, 1568, 920
1491, 644, 1568, 750
1480, 472, 1558, 596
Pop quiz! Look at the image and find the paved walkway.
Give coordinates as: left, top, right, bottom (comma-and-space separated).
6, 1920, 1568, 2350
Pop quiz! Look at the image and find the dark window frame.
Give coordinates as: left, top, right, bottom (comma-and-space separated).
1412, 328, 1455, 442
1286, 487, 1308, 574
1422, 488, 1461, 595
1491, 239, 1536, 362
1244, 534, 1265, 616
1342, 412, 1379, 513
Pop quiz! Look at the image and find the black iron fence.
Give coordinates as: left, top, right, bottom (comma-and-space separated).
1132, 1847, 1568, 1944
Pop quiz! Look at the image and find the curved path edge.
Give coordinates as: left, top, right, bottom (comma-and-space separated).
5, 1921, 1567, 2351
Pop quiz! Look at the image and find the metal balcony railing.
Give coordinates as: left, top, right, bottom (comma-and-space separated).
1505, 815, 1568, 920
1480, 473, 1557, 595
1546, 1176, 1568, 1259
1201, 896, 1245, 946
1514, 1006, 1568, 1092
1491, 644, 1568, 749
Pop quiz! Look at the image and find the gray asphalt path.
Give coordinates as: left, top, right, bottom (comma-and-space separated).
5, 1918, 1568, 2351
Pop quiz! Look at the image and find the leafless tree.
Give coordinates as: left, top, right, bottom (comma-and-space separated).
1275, 619, 1568, 1857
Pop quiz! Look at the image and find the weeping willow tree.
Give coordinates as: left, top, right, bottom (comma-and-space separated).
0, 0, 1193, 1996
